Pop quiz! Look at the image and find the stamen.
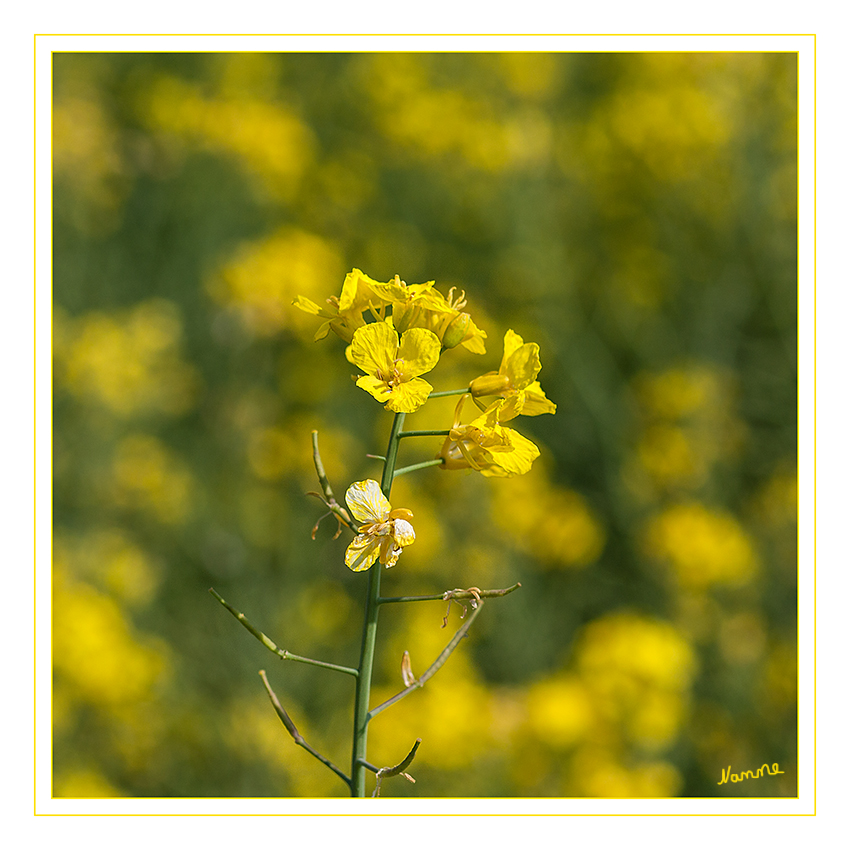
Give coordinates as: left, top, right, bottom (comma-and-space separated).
446, 287, 468, 310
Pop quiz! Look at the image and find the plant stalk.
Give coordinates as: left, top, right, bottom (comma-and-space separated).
350, 410, 406, 797
393, 458, 446, 478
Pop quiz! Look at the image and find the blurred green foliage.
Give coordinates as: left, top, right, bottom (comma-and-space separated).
52, 51, 797, 798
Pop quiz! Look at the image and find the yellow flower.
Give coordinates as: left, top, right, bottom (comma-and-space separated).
293, 268, 386, 343
387, 278, 488, 354
438, 395, 540, 477
294, 269, 488, 354
348, 320, 441, 413
468, 329, 556, 418
344, 480, 415, 571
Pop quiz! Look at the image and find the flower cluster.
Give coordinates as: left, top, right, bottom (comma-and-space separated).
296, 269, 557, 570
294, 268, 487, 352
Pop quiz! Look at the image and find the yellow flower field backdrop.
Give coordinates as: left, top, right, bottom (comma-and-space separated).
52, 52, 797, 798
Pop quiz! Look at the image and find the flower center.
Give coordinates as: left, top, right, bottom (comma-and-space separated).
378, 358, 406, 388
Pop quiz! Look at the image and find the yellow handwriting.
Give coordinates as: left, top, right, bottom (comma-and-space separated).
718, 763, 784, 785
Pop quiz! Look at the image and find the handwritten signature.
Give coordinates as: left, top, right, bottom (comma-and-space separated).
718, 763, 784, 785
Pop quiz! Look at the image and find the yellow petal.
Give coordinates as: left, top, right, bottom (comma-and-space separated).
381, 542, 404, 568
520, 381, 557, 415
349, 321, 397, 377
397, 328, 441, 378
345, 534, 381, 571
410, 288, 454, 314
356, 374, 393, 404
474, 399, 510, 431
500, 329, 526, 369
504, 341, 541, 390
292, 295, 323, 315
461, 320, 488, 355
496, 394, 524, 422
392, 518, 415, 547
487, 429, 540, 477
345, 479, 391, 524
386, 377, 434, 413
338, 269, 381, 314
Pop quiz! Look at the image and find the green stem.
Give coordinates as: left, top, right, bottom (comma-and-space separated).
367, 601, 484, 722
259, 670, 352, 789
393, 458, 446, 478
209, 588, 358, 677
378, 582, 522, 605
428, 388, 470, 398
350, 411, 406, 797
397, 429, 451, 438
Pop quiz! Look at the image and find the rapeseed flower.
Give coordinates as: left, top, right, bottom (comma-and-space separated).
295, 269, 488, 354
344, 479, 415, 571
468, 329, 556, 418
438, 395, 540, 477
386, 277, 487, 354
348, 320, 441, 413
293, 268, 386, 343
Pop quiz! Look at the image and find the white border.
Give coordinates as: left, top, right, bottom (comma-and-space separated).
33, 32, 816, 820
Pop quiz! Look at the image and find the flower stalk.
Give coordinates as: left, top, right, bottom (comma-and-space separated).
350, 410, 406, 797
215, 269, 554, 798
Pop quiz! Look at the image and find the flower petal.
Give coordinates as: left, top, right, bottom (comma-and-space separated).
292, 295, 323, 316
499, 329, 526, 370
481, 428, 540, 477
392, 518, 416, 547
386, 377, 434, 413
345, 534, 382, 572
460, 317, 488, 354
520, 381, 557, 416
345, 479, 391, 524
397, 328, 441, 378
381, 542, 404, 568
504, 341, 541, 391
338, 269, 382, 314
349, 321, 398, 378
356, 374, 393, 404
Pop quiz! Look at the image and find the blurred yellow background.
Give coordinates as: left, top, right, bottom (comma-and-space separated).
52, 51, 797, 798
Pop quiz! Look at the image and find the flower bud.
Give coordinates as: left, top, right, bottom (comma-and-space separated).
392, 302, 418, 334
468, 372, 512, 397
440, 312, 471, 350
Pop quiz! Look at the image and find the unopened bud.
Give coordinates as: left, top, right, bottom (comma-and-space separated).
468, 372, 512, 397
393, 302, 418, 334
440, 312, 471, 350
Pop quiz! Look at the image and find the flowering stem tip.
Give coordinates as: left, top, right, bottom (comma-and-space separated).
217, 269, 553, 797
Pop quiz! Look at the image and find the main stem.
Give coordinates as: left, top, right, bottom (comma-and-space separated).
350, 411, 406, 797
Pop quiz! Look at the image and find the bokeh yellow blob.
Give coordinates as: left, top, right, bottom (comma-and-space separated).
57, 300, 198, 417
644, 502, 759, 589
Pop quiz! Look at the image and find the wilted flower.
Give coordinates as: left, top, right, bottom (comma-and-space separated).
344, 479, 415, 571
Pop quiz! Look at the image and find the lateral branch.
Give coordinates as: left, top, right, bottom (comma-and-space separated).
259, 670, 351, 789
209, 588, 359, 678
366, 600, 485, 722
